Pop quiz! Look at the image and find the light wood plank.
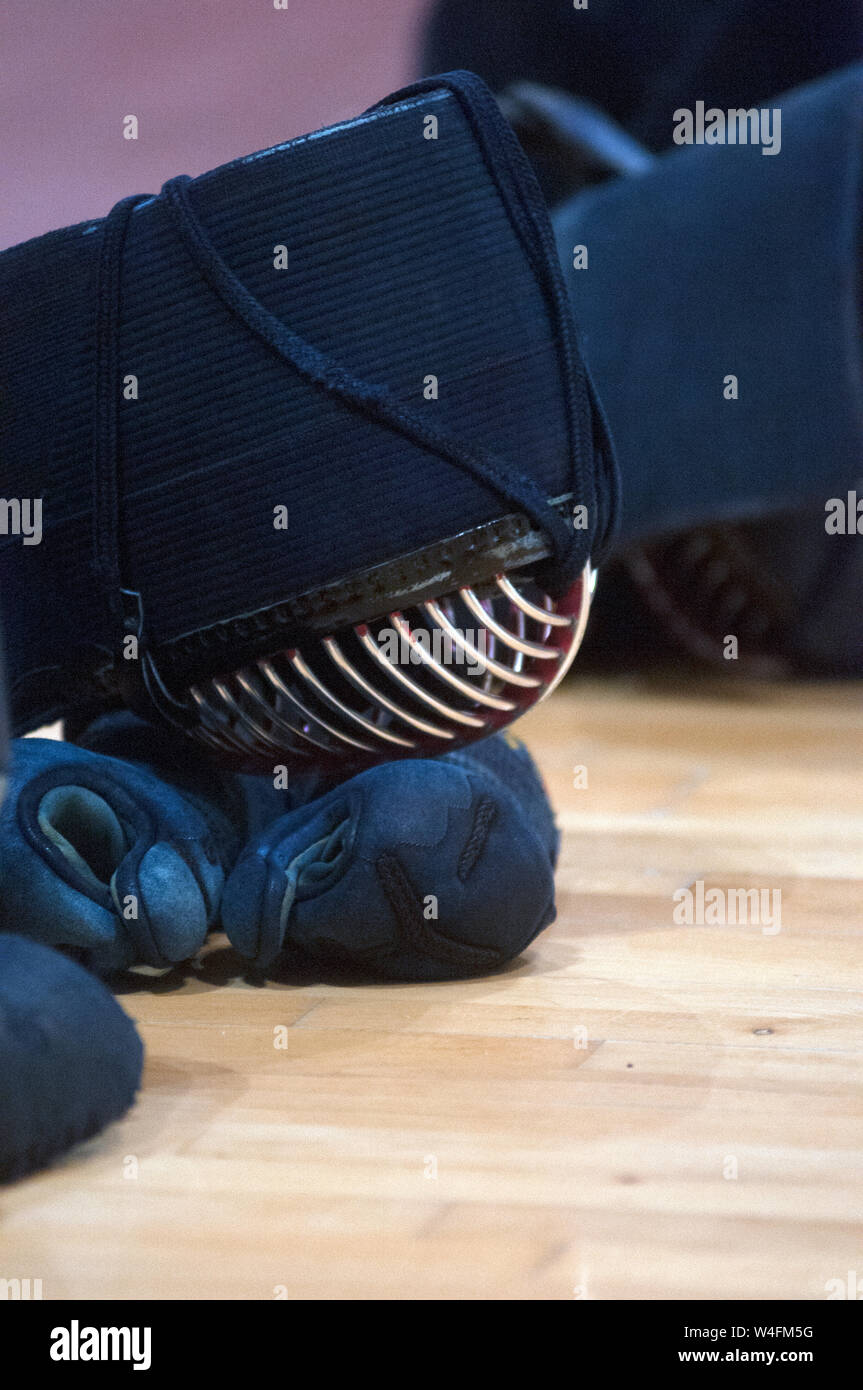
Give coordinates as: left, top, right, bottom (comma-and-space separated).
3, 679, 862, 1299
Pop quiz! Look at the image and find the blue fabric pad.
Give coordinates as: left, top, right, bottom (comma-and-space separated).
223, 733, 558, 980
0, 934, 143, 1182
0, 719, 557, 980
0, 733, 245, 973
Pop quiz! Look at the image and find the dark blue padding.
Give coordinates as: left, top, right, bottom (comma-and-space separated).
0, 72, 615, 734
553, 64, 863, 544
1, 738, 213, 972
0, 935, 143, 1182
222, 731, 558, 981
0, 710, 314, 973
2, 716, 556, 982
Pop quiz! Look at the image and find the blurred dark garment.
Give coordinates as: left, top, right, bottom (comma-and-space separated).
421, 0, 863, 678
422, 0, 863, 149
580, 511, 863, 680
551, 65, 863, 548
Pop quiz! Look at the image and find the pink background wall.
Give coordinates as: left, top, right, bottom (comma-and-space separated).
2, 0, 429, 250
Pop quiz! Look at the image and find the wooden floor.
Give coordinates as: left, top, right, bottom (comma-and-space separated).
3, 678, 862, 1300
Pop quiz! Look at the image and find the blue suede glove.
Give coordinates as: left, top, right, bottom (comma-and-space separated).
0, 718, 557, 982
0, 716, 293, 974
222, 735, 558, 980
